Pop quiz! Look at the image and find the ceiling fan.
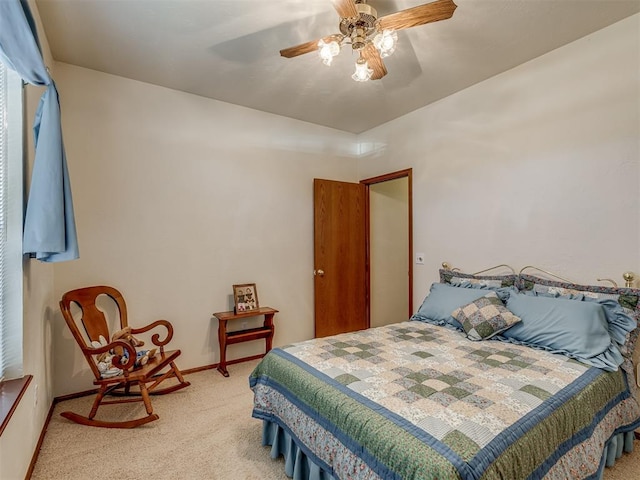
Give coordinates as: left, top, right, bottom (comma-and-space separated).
280, 0, 457, 82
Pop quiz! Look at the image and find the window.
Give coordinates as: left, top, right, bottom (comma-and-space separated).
0, 61, 23, 381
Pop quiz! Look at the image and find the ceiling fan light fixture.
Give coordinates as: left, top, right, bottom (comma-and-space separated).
318, 38, 341, 66
352, 58, 373, 82
280, 0, 458, 82
373, 29, 397, 58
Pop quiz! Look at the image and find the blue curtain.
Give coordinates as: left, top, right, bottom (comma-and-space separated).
0, 0, 79, 262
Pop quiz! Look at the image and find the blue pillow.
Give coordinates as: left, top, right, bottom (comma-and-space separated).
499, 293, 622, 371
411, 283, 503, 329
515, 274, 639, 363
584, 297, 636, 347
521, 289, 636, 348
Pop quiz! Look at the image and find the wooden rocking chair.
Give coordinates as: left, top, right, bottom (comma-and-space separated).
59, 285, 190, 428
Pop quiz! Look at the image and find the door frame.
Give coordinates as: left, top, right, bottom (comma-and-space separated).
360, 169, 413, 326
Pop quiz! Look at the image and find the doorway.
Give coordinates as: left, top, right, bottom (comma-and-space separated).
361, 169, 412, 327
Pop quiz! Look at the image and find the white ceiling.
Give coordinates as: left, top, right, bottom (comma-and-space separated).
36, 0, 640, 134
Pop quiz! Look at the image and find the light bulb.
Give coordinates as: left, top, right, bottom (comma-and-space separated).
373, 30, 397, 58
317, 39, 340, 66
352, 58, 373, 82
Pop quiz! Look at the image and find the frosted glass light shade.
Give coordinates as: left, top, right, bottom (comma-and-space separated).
318, 39, 340, 66
373, 30, 397, 58
352, 59, 373, 82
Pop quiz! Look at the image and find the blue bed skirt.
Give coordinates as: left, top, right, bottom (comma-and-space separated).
262, 420, 336, 480
262, 419, 635, 480
600, 430, 635, 472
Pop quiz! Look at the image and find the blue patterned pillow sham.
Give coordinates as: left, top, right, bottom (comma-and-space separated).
439, 268, 516, 289
499, 292, 623, 371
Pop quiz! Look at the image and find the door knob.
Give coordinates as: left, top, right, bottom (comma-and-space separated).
314, 269, 325, 277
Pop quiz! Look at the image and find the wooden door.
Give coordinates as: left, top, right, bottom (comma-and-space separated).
314, 179, 367, 337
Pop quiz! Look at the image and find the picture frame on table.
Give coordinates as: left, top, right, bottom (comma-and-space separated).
233, 283, 259, 313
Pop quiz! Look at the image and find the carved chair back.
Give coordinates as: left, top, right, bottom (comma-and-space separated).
60, 286, 130, 379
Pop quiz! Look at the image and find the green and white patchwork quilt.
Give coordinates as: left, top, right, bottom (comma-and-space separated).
250, 321, 640, 479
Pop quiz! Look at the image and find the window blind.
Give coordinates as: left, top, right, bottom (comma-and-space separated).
0, 61, 23, 381
0, 61, 7, 380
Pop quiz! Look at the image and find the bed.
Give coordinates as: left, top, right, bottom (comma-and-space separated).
250, 266, 640, 479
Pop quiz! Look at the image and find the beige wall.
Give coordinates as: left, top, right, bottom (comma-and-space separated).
358, 14, 640, 307
50, 63, 360, 396
370, 177, 409, 327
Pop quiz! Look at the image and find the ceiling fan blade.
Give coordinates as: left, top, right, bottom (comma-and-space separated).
377, 0, 457, 31
331, 0, 358, 19
280, 39, 322, 58
362, 43, 387, 80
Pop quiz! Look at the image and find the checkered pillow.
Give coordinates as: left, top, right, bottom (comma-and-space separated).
452, 291, 521, 341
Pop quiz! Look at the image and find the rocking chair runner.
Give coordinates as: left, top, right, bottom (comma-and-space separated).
59, 285, 190, 428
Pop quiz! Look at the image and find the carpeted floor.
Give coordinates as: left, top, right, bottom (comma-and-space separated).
31, 360, 639, 479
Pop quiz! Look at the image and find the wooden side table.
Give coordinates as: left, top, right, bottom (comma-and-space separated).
212, 306, 278, 377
